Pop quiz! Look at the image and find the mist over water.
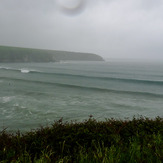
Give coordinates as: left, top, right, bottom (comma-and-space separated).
0, 60, 163, 132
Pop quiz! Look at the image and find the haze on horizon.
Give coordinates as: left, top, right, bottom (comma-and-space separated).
0, 0, 163, 61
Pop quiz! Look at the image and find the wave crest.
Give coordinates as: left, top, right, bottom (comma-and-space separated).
20, 69, 30, 73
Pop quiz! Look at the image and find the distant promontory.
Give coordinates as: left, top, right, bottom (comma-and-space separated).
0, 45, 104, 63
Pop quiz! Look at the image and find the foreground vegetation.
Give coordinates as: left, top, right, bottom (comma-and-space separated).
0, 116, 163, 162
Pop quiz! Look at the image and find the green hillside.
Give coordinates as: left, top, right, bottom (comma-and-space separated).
0, 45, 104, 63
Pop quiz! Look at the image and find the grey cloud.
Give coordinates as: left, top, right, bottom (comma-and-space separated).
140, 0, 163, 10
0, 0, 163, 60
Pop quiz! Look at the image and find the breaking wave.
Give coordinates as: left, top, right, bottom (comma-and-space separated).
20, 69, 30, 73
0, 66, 39, 74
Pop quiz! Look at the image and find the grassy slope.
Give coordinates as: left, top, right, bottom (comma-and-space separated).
0, 116, 162, 162
0, 45, 104, 62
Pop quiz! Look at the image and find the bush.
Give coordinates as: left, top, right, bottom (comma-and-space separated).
0, 116, 163, 162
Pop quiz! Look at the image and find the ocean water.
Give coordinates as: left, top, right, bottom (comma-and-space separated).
0, 60, 163, 132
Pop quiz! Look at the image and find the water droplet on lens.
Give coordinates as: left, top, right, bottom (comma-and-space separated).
57, 0, 86, 15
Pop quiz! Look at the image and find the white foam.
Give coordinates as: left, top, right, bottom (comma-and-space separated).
20, 69, 30, 73
20, 68, 41, 73
1, 96, 15, 103
13, 103, 19, 107
0, 66, 12, 70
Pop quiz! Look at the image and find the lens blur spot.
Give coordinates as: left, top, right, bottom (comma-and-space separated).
57, 0, 86, 15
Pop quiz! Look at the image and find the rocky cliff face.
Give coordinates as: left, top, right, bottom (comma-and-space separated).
0, 46, 104, 62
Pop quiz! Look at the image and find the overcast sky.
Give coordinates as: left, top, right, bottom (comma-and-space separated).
0, 0, 163, 60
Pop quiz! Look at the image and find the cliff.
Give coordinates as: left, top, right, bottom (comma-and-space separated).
0, 46, 104, 63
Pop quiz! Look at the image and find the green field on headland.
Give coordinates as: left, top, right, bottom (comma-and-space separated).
0, 45, 104, 62
0, 116, 162, 162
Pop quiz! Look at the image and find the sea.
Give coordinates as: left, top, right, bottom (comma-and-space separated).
0, 60, 163, 132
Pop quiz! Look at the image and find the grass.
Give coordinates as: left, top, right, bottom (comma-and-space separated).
0, 116, 163, 162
